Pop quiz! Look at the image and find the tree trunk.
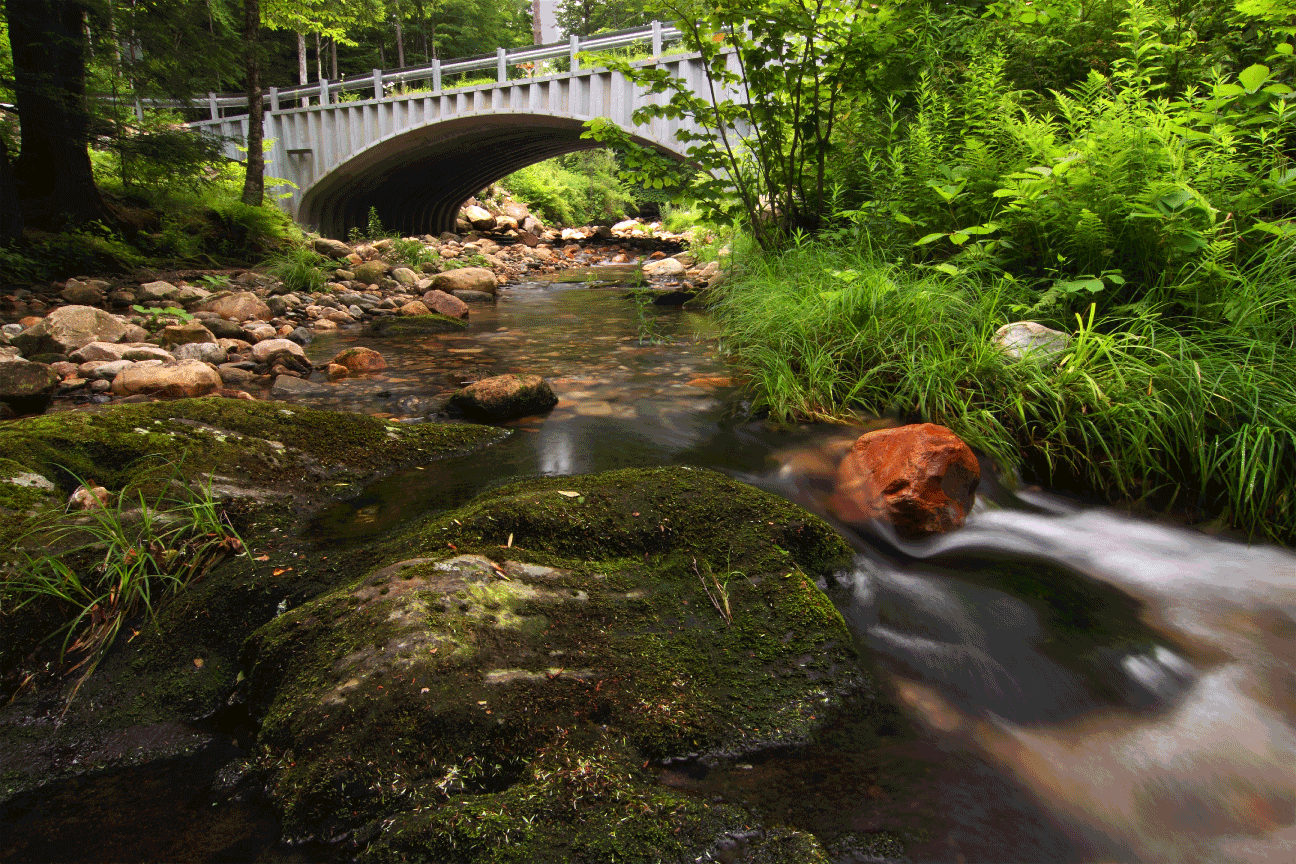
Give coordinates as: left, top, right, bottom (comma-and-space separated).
331, 37, 338, 80
533, 0, 542, 44
315, 32, 323, 85
241, 0, 264, 207
0, 134, 23, 242
394, 17, 405, 68
297, 31, 308, 106
5, 0, 111, 229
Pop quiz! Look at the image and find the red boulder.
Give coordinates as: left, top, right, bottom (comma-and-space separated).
829, 423, 980, 535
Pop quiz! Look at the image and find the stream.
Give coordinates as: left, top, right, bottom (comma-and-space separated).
4, 276, 1295, 863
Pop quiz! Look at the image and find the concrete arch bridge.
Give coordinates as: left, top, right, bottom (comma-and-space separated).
187, 23, 737, 238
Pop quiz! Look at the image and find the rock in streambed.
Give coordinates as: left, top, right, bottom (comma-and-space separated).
239, 467, 864, 862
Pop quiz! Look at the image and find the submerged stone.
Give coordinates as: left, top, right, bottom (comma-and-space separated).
240, 467, 859, 861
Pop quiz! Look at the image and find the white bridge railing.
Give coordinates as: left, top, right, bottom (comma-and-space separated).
175, 21, 685, 120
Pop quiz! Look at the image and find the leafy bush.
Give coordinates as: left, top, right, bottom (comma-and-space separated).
501, 151, 637, 226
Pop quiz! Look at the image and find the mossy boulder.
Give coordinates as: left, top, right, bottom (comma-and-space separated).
240, 467, 859, 861
369, 313, 469, 337
0, 400, 507, 692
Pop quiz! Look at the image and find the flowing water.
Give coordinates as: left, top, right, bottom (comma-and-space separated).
5, 278, 1296, 863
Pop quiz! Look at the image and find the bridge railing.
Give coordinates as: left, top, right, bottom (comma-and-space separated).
147, 21, 686, 120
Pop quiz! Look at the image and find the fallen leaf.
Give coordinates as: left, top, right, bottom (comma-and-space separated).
556, 491, 581, 497
193, 658, 204, 668
254, 554, 270, 561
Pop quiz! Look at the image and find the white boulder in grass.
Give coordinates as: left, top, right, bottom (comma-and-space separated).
994, 321, 1071, 361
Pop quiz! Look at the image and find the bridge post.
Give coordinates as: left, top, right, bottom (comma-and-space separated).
652, 20, 662, 57
497, 48, 507, 84
569, 34, 580, 71
319, 78, 329, 105
208, 92, 218, 121
269, 87, 279, 113
372, 69, 383, 101
432, 59, 441, 94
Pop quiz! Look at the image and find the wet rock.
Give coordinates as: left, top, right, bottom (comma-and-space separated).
313, 237, 352, 259
331, 347, 387, 374
994, 321, 1071, 361
420, 289, 469, 320
269, 374, 328, 397
60, 279, 104, 305
831, 423, 980, 535
326, 362, 348, 380
111, 359, 223, 399
0, 357, 60, 415
12, 306, 128, 356
449, 373, 558, 421
398, 300, 430, 316
431, 266, 496, 296
452, 290, 494, 304
369, 314, 468, 337
159, 321, 217, 347
171, 342, 228, 365
241, 467, 856, 861
199, 292, 271, 322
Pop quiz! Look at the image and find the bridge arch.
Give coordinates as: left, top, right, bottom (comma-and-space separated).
297, 112, 686, 238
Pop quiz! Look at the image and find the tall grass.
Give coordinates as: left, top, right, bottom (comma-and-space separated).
6, 465, 245, 703
713, 240, 1296, 541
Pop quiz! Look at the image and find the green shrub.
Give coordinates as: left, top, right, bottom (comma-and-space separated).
501, 151, 637, 227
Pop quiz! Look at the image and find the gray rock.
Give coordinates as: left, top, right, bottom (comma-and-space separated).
994, 321, 1072, 361
204, 317, 248, 340
270, 374, 328, 397
287, 326, 314, 346
0, 358, 60, 415
171, 284, 212, 306
171, 342, 228, 364
431, 266, 496, 296
11, 306, 128, 356
313, 237, 352, 259
218, 364, 256, 384
390, 267, 418, 287
136, 280, 179, 302
452, 290, 495, 304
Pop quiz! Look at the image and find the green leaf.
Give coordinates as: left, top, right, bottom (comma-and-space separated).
950, 232, 970, 245
1277, 42, 1294, 55
932, 263, 961, 276
1239, 63, 1271, 94
914, 232, 947, 245
1215, 83, 1246, 97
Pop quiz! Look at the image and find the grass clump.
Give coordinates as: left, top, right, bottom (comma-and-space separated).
265, 241, 330, 293
4, 463, 245, 703
713, 241, 1296, 542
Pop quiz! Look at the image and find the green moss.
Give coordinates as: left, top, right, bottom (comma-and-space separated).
369, 314, 470, 337
0, 401, 509, 788
240, 467, 862, 861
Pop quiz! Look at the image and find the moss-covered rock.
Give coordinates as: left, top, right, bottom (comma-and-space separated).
369, 313, 469, 337
241, 467, 859, 861
0, 400, 507, 789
